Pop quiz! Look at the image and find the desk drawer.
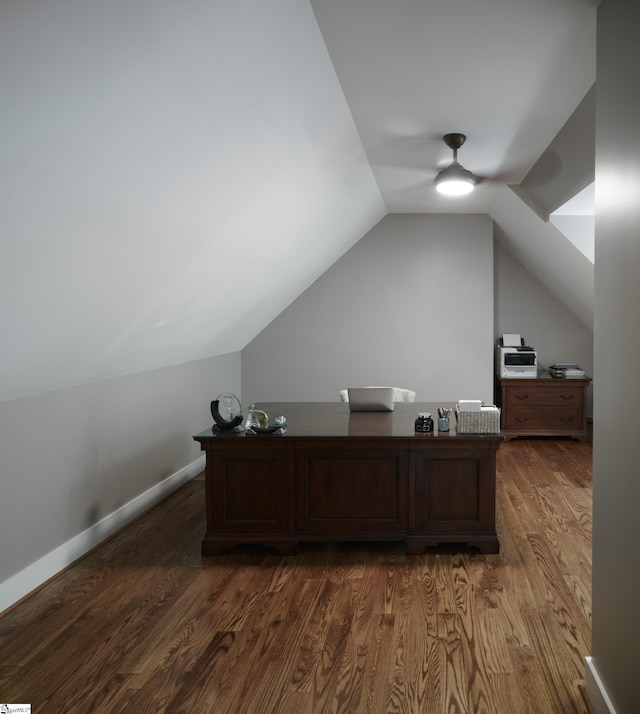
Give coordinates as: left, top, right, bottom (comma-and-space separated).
504, 407, 583, 432
503, 384, 583, 406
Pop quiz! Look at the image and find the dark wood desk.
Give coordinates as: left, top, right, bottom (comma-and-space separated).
193, 402, 502, 555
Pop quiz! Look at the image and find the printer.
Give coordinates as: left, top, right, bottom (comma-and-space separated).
496, 334, 537, 378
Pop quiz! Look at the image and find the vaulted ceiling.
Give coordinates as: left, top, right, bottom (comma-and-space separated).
0, 0, 597, 402
311, 0, 597, 214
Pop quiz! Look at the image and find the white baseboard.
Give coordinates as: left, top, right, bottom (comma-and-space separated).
0, 456, 205, 614
585, 656, 618, 714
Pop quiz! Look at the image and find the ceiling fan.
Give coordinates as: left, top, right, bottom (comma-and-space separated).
362, 129, 514, 200
434, 133, 478, 196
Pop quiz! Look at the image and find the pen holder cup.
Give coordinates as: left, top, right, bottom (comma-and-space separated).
437, 416, 450, 432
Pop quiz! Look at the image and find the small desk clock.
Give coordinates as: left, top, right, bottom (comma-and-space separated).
211, 393, 244, 431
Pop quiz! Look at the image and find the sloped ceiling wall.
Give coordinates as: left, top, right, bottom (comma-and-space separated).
0, 0, 386, 402
1, 0, 595, 405
490, 186, 594, 330
512, 84, 595, 220
487, 84, 596, 331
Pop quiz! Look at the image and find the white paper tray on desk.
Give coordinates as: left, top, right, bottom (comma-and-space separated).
455, 405, 501, 434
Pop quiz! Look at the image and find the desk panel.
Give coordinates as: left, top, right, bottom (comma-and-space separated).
296, 444, 409, 536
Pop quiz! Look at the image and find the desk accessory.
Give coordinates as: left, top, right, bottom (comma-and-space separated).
415, 412, 433, 432
211, 393, 244, 431
246, 407, 287, 435
437, 406, 451, 431
455, 404, 500, 434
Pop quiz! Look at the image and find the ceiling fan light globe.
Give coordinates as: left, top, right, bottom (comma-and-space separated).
434, 162, 476, 196
436, 178, 475, 196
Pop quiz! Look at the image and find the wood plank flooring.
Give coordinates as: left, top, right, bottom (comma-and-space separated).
0, 437, 594, 713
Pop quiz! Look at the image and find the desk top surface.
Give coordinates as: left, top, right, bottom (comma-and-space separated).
194, 401, 502, 441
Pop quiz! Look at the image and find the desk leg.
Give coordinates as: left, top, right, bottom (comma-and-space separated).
202, 534, 299, 556
201, 537, 235, 556
406, 533, 500, 555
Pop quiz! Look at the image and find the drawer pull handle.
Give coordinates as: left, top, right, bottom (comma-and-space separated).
560, 416, 575, 423
560, 394, 575, 401
515, 394, 529, 401
515, 417, 529, 423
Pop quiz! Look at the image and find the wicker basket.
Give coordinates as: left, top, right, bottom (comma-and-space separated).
455, 405, 501, 434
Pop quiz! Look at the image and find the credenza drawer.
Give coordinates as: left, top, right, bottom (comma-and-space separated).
504, 407, 583, 432
502, 384, 583, 406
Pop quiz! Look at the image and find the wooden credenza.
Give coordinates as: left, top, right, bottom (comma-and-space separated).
497, 373, 591, 441
194, 402, 502, 555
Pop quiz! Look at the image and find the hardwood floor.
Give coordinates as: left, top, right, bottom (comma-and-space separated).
0, 438, 594, 713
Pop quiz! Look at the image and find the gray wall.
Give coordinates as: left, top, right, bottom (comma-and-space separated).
1, 211, 596, 614
0, 352, 240, 601
590, 2, 640, 712
242, 214, 494, 404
